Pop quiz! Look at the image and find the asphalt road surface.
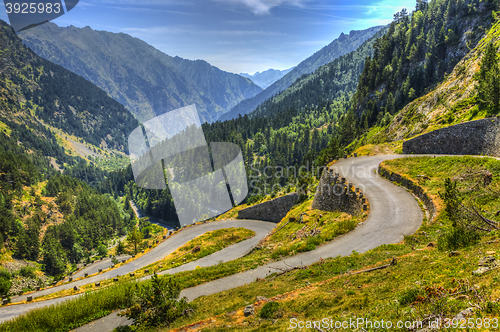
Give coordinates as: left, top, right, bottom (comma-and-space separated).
0, 155, 424, 331
0, 220, 276, 322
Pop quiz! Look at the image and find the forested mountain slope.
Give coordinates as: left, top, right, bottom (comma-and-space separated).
0, 20, 140, 279
379, 15, 500, 143
249, 27, 388, 120
20, 23, 263, 123
0, 20, 138, 163
218, 26, 384, 121
350, 0, 500, 130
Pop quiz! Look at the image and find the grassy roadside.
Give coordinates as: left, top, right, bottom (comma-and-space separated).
137, 227, 255, 273
163, 156, 500, 332
20, 228, 255, 303
32, 196, 366, 303
0, 282, 135, 332
0, 195, 367, 331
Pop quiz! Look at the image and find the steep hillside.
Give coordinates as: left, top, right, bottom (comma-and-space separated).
19, 23, 263, 123
240, 67, 294, 89
350, 0, 499, 129
0, 20, 138, 162
349, 3, 500, 149
383, 18, 500, 142
219, 26, 384, 121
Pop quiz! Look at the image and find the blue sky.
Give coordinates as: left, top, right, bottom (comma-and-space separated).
1, 0, 417, 74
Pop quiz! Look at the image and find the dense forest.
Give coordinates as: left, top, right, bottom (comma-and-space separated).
0, 19, 139, 156
0, 131, 135, 280
351, 0, 500, 127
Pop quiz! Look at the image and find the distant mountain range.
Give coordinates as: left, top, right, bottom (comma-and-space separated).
19, 23, 263, 123
219, 26, 384, 121
240, 67, 294, 89
249, 27, 388, 120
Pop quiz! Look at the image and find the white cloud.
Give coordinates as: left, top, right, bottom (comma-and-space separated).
214, 0, 306, 14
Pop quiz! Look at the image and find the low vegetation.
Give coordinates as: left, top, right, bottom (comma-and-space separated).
155, 156, 500, 331
139, 228, 255, 274
0, 193, 366, 331
0, 281, 135, 332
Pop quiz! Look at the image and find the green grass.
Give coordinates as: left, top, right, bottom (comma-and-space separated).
138, 227, 255, 273
166, 232, 500, 331
254, 199, 366, 259
382, 156, 500, 205
0, 196, 367, 331
0, 282, 135, 332
152, 156, 500, 331
0, 121, 11, 136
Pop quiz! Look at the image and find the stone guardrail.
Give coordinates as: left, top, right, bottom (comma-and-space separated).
403, 118, 500, 156
378, 165, 436, 223
238, 193, 300, 223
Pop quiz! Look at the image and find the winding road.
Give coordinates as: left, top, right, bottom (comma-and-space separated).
0, 155, 424, 330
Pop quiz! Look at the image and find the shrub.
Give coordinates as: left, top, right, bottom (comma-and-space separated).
247, 195, 263, 205
260, 301, 283, 319
141, 226, 152, 239
116, 240, 125, 255
297, 240, 316, 253
437, 227, 481, 251
97, 244, 108, 257
19, 266, 37, 279
0, 268, 11, 280
124, 273, 190, 327
399, 288, 423, 305
0, 277, 11, 296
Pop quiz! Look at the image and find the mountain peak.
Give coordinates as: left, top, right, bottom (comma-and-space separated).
220, 25, 384, 121
20, 23, 262, 123
338, 32, 347, 42
239, 68, 294, 89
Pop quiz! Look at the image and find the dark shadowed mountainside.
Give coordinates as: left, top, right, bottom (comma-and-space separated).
0, 20, 138, 160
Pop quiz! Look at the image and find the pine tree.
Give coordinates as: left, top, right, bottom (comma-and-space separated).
477, 43, 500, 115
127, 226, 143, 255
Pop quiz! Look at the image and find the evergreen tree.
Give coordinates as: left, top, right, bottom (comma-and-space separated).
127, 227, 143, 255
477, 42, 500, 115
42, 236, 67, 275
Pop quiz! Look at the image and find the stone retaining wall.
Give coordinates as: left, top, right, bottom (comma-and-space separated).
402, 118, 500, 156
238, 193, 299, 223
311, 168, 364, 215
378, 165, 436, 222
